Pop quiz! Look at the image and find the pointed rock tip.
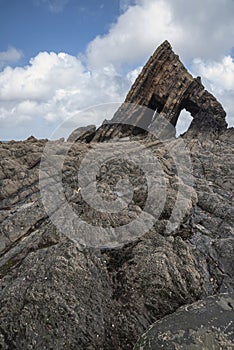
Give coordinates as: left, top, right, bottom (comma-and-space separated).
152, 40, 173, 56
160, 40, 172, 48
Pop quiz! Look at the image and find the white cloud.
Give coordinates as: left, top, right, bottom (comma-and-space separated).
0, 47, 22, 69
87, 0, 181, 69
87, 0, 234, 69
126, 66, 143, 84
192, 56, 234, 92
0, 51, 132, 140
0, 52, 84, 101
166, 0, 234, 61
191, 55, 234, 127
119, 0, 136, 12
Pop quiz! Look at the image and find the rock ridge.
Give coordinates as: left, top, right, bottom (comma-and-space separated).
93, 40, 227, 141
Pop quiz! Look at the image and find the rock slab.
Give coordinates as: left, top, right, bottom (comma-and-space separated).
134, 293, 234, 350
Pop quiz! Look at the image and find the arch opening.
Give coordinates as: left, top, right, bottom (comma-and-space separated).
176, 109, 193, 137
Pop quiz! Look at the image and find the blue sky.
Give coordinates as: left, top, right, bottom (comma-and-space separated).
0, 0, 120, 65
0, 0, 234, 140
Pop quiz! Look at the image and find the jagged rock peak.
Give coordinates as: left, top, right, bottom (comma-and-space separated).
93, 40, 227, 141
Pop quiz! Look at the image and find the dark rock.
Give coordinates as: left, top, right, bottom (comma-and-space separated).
0, 128, 233, 349
134, 293, 234, 349
67, 125, 96, 143
26, 136, 38, 142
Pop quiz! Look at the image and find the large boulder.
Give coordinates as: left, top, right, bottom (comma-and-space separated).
134, 293, 234, 349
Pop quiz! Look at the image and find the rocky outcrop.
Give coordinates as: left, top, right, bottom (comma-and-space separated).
0, 128, 233, 349
93, 41, 227, 141
134, 293, 234, 349
67, 125, 96, 143
0, 42, 233, 349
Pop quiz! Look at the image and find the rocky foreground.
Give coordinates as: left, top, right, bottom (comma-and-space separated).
0, 41, 233, 349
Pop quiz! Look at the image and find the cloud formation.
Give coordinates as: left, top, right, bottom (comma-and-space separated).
87, 0, 234, 68
192, 55, 234, 127
119, 0, 135, 12
87, 0, 179, 69
0, 52, 131, 140
0, 47, 22, 69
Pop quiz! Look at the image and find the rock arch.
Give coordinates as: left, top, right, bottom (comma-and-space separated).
93, 41, 227, 141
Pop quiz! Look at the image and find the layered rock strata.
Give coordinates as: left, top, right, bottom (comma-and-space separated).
93, 40, 227, 141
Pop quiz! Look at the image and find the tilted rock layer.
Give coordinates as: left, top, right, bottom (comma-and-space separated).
93, 40, 227, 141
0, 42, 233, 349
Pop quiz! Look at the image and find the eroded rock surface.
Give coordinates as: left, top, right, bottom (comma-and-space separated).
67, 125, 96, 143
0, 128, 233, 349
134, 293, 234, 350
0, 42, 233, 349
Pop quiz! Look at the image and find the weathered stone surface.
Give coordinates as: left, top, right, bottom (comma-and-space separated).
0, 126, 233, 349
67, 125, 96, 143
93, 41, 227, 141
134, 293, 234, 349
0, 42, 233, 349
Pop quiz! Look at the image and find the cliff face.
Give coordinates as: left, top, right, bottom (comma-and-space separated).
93, 40, 227, 141
0, 42, 233, 349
